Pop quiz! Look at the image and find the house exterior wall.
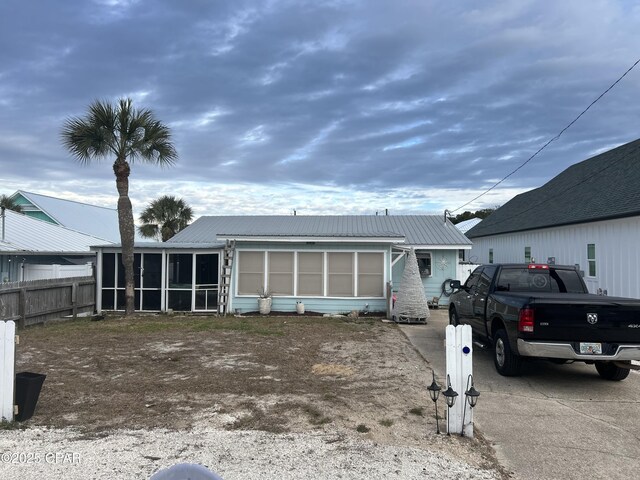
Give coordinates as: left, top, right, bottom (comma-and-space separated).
12, 193, 56, 224
230, 242, 393, 314
391, 249, 459, 306
468, 216, 640, 299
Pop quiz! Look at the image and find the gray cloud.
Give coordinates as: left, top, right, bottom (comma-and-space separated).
1, 0, 639, 216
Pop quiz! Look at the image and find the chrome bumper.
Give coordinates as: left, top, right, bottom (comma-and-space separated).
516, 339, 640, 361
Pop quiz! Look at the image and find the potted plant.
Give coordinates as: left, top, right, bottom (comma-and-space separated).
258, 287, 272, 315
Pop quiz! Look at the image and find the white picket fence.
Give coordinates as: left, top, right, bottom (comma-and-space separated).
22, 263, 93, 281
0, 321, 15, 422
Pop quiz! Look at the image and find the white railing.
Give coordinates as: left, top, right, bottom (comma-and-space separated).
0, 321, 16, 422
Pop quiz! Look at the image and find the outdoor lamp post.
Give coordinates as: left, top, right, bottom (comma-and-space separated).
426, 371, 442, 434
461, 374, 480, 437
441, 374, 458, 435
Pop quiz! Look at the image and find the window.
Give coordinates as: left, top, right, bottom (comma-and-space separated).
416, 252, 431, 277
268, 252, 294, 296
524, 247, 531, 263
297, 252, 323, 296
489, 249, 494, 264
328, 252, 354, 297
496, 267, 585, 293
464, 269, 481, 291
357, 252, 384, 297
476, 266, 496, 297
587, 244, 596, 277
237, 251, 265, 295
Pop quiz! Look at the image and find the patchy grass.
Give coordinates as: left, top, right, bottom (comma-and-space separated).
409, 407, 424, 416
379, 418, 394, 427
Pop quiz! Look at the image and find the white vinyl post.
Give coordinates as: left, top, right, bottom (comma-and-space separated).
445, 324, 474, 437
1, 321, 16, 422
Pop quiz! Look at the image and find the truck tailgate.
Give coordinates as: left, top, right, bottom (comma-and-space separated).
529, 294, 640, 343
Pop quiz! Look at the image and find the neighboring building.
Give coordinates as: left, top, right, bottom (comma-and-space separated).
92, 215, 472, 314
466, 138, 640, 299
9, 190, 121, 242
0, 208, 111, 282
454, 217, 482, 234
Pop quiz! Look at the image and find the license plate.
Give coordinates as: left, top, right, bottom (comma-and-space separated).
579, 342, 602, 354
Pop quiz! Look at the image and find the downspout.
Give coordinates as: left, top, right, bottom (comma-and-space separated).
1, 206, 5, 241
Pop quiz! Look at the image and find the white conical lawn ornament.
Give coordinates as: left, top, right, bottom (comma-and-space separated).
394, 248, 430, 323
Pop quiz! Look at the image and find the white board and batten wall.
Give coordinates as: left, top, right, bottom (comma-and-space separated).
469, 216, 640, 299
22, 263, 93, 282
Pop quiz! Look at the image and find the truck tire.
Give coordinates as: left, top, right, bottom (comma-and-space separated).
595, 361, 630, 381
493, 329, 522, 376
449, 307, 459, 326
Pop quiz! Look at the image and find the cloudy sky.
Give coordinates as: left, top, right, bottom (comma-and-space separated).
1, 0, 639, 219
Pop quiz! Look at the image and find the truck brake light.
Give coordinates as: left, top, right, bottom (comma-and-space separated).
528, 264, 549, 270
518, 308, 535, 333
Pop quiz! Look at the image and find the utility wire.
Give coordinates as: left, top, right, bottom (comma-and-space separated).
450, 57, 640, 214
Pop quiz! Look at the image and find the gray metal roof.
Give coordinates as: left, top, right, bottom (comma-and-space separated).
467, 138, 640, 238
14, 190, 122, 243
169, 215, 472, 246
0, 209, 113, 253
92, 242, 225, 250
454, 217, 482, 234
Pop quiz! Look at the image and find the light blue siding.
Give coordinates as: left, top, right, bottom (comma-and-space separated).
230, 242, 392, 314
391, 250, 459, 307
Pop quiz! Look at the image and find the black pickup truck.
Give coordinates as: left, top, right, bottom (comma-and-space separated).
449, 264, 640, 380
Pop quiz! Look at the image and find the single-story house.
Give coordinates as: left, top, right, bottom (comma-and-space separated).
92, 215, 472, 314
9, 190, 122, 242
466, 138, 640, 299
0, 208, 111, 282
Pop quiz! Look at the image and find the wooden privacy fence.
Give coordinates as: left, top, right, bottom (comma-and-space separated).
0, 276, 95, 327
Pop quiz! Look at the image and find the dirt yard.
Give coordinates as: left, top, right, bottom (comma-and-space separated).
11, 313, 504, 477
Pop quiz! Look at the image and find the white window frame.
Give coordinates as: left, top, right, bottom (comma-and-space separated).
415, 251, 432, 278
234, 248, 388, 299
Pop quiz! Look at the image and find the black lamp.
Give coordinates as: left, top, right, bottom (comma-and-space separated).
461, 374, 480, 436
426, 371, 441, 434
441, 375, 458, 435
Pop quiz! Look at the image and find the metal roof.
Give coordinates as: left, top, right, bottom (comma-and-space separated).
14, 190, 121, 243
92, 242, 225, 250
0, 209, 114, 253
169, 215, 472, 246
467, 138, 640, 238
454, 217, 482, 234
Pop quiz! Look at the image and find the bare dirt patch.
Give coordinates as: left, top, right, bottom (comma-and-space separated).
14, 313, 503, 475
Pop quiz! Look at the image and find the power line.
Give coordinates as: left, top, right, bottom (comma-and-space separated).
450, 57, 640, 214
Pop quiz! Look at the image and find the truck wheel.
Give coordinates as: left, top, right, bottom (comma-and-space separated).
493, 329, 522, 376
595, 361, 630, 381
449, 307, 459, 326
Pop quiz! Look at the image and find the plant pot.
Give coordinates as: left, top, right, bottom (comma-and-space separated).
258, 297, 272, 315
296, 302, 305, 314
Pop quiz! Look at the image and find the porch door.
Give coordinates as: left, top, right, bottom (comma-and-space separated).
194, 253, 219, 311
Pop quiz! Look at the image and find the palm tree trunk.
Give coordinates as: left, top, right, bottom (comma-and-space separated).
114, 160, 136, 316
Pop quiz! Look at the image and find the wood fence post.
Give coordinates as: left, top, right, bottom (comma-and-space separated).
18, 288, 27, 329
71, 282, 78, 319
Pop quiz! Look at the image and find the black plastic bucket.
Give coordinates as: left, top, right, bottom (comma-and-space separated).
15, 372, 46, 422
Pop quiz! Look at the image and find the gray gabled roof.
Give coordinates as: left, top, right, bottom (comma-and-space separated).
0, 209, 113, 253
169, 215, 471, 246
13, 190, 121, 242
467, 138, 640, 238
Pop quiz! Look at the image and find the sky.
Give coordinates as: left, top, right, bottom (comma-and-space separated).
1, 0, 640, 220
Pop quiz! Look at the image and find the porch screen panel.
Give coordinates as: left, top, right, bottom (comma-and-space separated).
297, 252, 323, 296
101, 253, 115, 288
268, 252, 293, 296
328, 252, 354, 297
357, 252, 384, 297
238, 251, 264, 295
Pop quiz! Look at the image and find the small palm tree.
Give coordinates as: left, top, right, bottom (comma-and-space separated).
0, 194, 23, 213
138, 195, 193, 242
62, 98, 177, 315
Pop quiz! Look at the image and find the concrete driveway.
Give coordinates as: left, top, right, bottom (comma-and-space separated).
400, 309, 640, 480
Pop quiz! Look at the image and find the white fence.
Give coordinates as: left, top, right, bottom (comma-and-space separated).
1, 321, 15, 421
23, 263, 93, 281
456, 263, 481, 284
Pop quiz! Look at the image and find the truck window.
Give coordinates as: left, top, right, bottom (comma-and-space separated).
476, 266, 496, 297
464, 269, 481, 291
496, 267, 585, 293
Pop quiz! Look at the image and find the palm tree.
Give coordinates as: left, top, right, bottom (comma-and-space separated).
62, 98, 177, 315
138, 195, 193, 242
0, 194, 23, 213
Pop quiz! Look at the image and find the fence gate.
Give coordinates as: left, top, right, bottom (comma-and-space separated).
0, 320, 16, 422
